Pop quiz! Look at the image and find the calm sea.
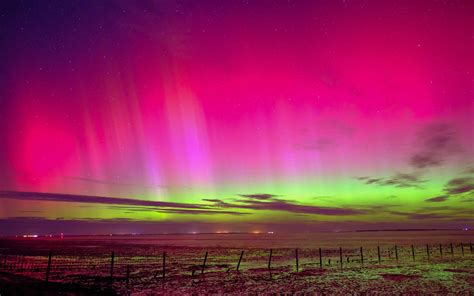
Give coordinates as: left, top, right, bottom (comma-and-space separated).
61, 230, 474, 248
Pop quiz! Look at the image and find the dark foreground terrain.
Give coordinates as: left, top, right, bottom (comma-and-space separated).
0, 231, 473, 295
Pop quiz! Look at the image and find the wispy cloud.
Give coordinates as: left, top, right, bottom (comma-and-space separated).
356, 123, 465, 193
425, 195, 449, 203
104, 205, 248, 216
0, 191, 365, 217
444, 177, 474, 195
205, 194, 366, 216
0, 191, 203, 209
238, 193, 277, 200
409, 123, 459, 169
355, 172, 425, 189
409, 213, 448, 220
386, 205, 473, 221
0, 191, 247, 216
463, 167, 474, 174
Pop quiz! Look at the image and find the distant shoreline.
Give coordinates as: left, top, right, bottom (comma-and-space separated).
353, 228, 464, 232
0, 228, 470, 238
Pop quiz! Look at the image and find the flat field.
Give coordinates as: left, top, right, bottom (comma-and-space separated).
0, 231, 473, 295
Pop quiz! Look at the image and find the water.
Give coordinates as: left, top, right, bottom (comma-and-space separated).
54, 230, 474, 249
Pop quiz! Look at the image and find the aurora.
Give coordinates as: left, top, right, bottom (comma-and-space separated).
0, 0, 472, 235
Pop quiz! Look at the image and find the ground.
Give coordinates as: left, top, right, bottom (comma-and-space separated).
0, 234, 473, 295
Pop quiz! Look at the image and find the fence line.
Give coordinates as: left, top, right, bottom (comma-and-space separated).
0, 242, 472, 287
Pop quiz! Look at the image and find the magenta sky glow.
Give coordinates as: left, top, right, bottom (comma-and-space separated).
0, 0, 473, 235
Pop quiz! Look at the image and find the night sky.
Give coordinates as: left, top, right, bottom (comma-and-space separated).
0, 0, 473, 235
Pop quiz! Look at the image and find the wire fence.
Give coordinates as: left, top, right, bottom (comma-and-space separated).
0, 242, 473, 289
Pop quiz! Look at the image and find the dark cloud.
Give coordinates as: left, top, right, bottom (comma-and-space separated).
410, 154, 442, 169
208, 194, 366, 216
409, 123, 458, 169
356, 172, 424, 189
357, 123, 461, 191
0, 191, 204, 209
104, 205, 247, 216
409, 213, 448, 220
365, 178, 383, 184
418, 206, 455, 211
444, 177, 474, 195
425, 195, 449, 202
151, 208, 247, 215
311, 196, 333, 200
386, 210, 411, 216
386, 210, 452, 220
365, 204, 399, 211
240, 200, 365, 215
463, 167, 474, 174
202, 198, 225, 203
238, 193, 277, 200
387, 205, 474, 221
0, 191, 365, 218
382, 173, 425, 188
0, 191, 248, 216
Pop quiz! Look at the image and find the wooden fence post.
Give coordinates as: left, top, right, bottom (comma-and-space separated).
236, 250, 244, 271
439, 244, 443, 258
377, 246, 381, 264
411, 245, 415, 262
45, 251, 52, 282
394, 245, 398, 263
360, 247, 364, 267
450, 243, 454, 257
339, 247, 343, 270
295, 248, 299, 272
110, 251, 115, 279
319, 248, 322, 269
461, 243, 464, 257
268, 249, 273, 280
201, 251, 208, 277
426, 244, 430, 261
